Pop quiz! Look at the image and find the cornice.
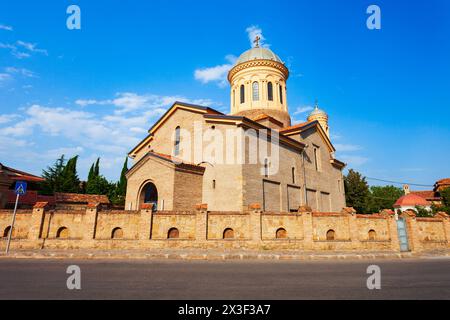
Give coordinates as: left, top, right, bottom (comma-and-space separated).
227, 59, 289, 82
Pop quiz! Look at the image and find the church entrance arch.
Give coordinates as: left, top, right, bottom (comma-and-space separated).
139, 181, 158, 211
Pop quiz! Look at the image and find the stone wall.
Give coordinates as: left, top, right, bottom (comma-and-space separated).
0, 202, 449, 253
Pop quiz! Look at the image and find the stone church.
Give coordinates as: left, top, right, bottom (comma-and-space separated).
125, 41, 346, 213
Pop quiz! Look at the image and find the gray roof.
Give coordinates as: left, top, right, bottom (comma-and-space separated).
235, 47, 283, 65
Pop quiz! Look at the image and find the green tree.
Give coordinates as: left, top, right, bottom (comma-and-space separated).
415, 206, 433, 217
344, 169, 369, 213
59, 155, 81, 193
434, 187, 450, 214
40, 155, 66, 195
111, 157, 128, 205
85, 158, 114, 196
366, 185, 404, 213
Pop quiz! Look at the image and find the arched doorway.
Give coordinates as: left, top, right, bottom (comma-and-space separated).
139, 182, 158, 211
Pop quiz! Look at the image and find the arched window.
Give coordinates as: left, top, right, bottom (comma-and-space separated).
368, 229, 376, 240
252, 82, 259, 101
223, 228, 234, 239
326, 229, 335, 241
168, 227, 179, 239
143, 182, 158, 210
3, 226, 12, 238
240, 85, 245, 104
267, 82, 273, 101
279, 84, 283, 104
111, 227, 123, 239
174, 126, 181, 156
56, 227, 69, 239
276, 228, 287, 239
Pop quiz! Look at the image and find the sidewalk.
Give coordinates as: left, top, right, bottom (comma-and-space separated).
2, 248, 449, 261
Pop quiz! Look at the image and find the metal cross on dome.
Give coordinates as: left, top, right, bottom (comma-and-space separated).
253, 35, 261, 48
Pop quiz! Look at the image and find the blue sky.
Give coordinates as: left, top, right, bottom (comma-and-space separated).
0, 0, 449, 189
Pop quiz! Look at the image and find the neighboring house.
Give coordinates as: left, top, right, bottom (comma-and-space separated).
125, 41, 347, 212
0, 163, 45, 209
402, 178, 450, 207
393, 193, 431, 213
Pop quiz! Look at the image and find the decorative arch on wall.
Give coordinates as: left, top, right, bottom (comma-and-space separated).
368, 229, 376, 240
326, 229, 335, 241
223, 228, 234, 239
276, 227, 287, 239
3, 226, 12, 238
111, 227, 123, 239
56, 227, 69, 239
168, 227, 179, 239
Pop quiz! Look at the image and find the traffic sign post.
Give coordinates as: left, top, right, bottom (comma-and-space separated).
5, 181, 27, 254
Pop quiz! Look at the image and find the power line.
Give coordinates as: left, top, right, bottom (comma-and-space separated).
365, 177, 433, 187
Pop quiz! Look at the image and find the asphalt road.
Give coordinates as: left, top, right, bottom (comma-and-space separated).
0, 258, 449, 299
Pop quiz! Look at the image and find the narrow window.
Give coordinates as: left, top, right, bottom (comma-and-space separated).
240, 84, 245, 104
313, 146, 320, 171
267, 82, 273, 101
279, 84, 283, 104
232, 90, 235, 108
264, 158, 269, 178
291, 167, 295, 184
338, 179, 341, 192
212, 180, 216, 189
252, 81, 259, 101
174, 126, 181, 156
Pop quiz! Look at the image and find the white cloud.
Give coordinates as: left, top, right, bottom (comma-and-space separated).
194, 55, 236, 87
16, 40, 48, 55
293, 106, 314, 115
340, 155, 369, 167
0, 114, 19, 124
0, 24, 13, 31
5, 67, 36, 78
334, 144, 362, 152
245, 25, 269, 48
0, 73, 12, 82
77, 92, 215, 115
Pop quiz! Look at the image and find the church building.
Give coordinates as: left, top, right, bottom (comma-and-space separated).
125, 40, 347, 213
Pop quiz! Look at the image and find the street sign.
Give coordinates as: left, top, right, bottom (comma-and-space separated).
7, 180, 27, 254
14, 181, 27, 195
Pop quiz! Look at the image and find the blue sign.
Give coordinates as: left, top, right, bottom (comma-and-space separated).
14, 181, 27, 195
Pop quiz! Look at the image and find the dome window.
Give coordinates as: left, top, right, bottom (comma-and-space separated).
240, 85, 245, 104
267, 82, 273, 101
252, 81, 259, 101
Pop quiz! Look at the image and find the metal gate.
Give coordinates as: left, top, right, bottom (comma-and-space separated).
396, 217, 410, 252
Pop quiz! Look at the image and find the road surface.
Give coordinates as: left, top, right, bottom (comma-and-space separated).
0, 258, 449, 299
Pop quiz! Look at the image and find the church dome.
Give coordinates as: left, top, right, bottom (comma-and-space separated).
308, 105, 328, 118
235, 47, 283, 65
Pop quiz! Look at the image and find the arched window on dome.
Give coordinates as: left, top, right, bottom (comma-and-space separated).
240, 85, 245, 104
267, 82, 273, 101
252, 82, 259, 101
279, 84, 283, 104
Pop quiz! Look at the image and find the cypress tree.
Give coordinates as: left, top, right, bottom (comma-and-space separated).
59, 155, 81, 193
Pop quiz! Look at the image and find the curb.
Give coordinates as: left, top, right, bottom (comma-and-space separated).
0, 250, 431, 261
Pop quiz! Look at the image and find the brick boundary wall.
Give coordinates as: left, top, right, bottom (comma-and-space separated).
0, 202, 448, 252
